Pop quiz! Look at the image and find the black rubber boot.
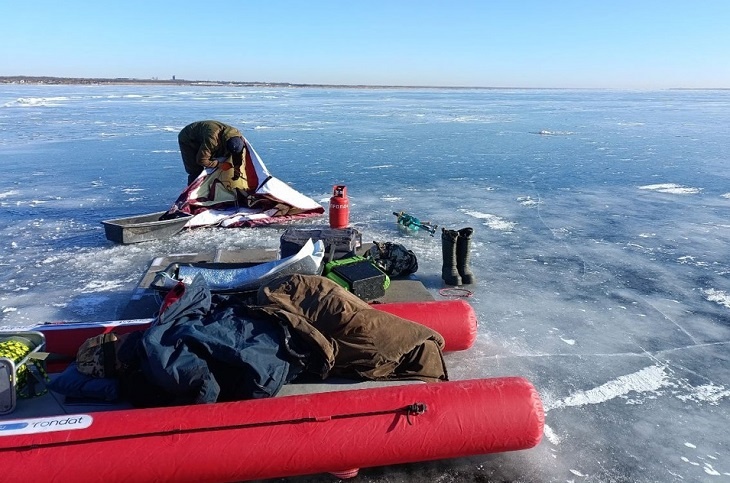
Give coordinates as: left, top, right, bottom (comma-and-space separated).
441, 228, 462, 286
456, 227, 476, 284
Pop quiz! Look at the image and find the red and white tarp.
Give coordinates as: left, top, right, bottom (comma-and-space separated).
165, 137, 324, 228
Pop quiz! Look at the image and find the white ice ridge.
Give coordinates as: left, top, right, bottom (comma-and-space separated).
638, 183, 701, 194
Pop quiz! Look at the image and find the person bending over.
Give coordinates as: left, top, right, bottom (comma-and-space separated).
178, 120, 245, 185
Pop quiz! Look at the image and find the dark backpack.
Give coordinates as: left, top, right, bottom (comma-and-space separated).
367, 241, 418, 278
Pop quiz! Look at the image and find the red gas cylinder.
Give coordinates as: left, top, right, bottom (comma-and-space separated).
329, 185, 350, 228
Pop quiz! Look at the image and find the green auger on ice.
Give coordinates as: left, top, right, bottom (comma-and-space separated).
393, 211, 438, 236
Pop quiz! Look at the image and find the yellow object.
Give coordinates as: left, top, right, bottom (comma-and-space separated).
219, 164, 250, 192
0, 338, 49, 398
189, 165, 251, 198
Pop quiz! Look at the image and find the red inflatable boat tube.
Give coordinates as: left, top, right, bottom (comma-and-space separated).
373, 299, 477, 352
0, 377, 544, 483
39, 299, 478, 371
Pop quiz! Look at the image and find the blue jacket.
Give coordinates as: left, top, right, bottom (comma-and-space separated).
139, 274, 304, 404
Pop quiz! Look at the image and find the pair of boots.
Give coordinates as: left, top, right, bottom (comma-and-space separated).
441, 227, 476, 286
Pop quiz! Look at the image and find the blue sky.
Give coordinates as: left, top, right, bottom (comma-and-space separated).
2, 0, 729, 88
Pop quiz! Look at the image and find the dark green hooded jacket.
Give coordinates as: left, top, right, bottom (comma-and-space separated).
178, 120, 243, 170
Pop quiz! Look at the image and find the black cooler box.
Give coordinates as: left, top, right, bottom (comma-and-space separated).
324, 256, 390, 301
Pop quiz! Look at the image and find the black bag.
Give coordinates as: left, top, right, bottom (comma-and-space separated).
367, 241, 418, 278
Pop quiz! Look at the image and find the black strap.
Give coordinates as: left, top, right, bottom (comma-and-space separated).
102, 334, 118, 377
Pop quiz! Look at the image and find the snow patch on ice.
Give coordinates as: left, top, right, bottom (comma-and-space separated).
638, 183, 701, 195
678, 255, 710, 268
4, 96, 69, 107
703, 289, 730, 309
535, 130, 575, 136
462, 210, 516, 231
77, 280, 126, 293
681, 452, 724, 477
676, 383, 730, 405
546, 365, 670, 410
517, 196, 540, 206
543, 424, 561, 445
547, 364, 730, 412
0, 190, 20, 199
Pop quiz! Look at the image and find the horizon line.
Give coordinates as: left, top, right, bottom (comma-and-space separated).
1, 75, 728, 91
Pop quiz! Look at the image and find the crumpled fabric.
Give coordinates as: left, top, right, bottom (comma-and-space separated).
163, 136, 324, 228
254, 274, 448, 383
139, 275, 304, 404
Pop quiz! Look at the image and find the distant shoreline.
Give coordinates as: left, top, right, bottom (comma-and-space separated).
0, 75, 493, 90
0, 76, 726, 91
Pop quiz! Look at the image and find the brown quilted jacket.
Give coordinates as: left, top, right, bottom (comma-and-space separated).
254, 274, 448, 382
